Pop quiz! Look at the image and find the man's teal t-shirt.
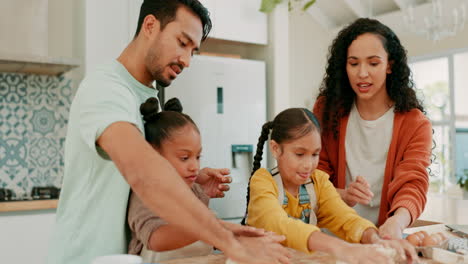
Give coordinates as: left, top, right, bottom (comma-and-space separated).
47, 61, 157, 264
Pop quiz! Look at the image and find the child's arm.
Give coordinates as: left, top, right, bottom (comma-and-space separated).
247, 169, 320, 253
128, 192, 208, 253
313, 172, 418, 262
148, 220, 271, 251
307, 230, 395, 264
147, 224, 203, 251
314, 170, 376, 243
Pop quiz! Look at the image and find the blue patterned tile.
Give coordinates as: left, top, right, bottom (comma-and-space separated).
0, 137, 28, 168
26, 75, 59, 106
31, 107, 58, 136
0, 73, 28, 104
1, 104, 29, 137
0, 72, 73, 196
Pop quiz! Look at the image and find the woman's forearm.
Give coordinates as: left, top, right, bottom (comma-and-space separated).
391, 207, 412, 229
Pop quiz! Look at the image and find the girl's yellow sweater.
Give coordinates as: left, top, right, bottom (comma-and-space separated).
246, 168, 376, 253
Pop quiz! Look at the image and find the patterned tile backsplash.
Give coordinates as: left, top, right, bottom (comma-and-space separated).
0, 72, 73, 197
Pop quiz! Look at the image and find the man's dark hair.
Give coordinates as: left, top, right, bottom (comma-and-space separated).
134, 0, 212, 41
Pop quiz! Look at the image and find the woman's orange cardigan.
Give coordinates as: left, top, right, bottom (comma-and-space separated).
313, 98, 432, 226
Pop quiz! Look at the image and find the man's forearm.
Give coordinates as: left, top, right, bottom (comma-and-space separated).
98, 122, 236, 251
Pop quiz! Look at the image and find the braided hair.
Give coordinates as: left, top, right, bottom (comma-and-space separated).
140, 97, 198, 148
241, 108, 321, 225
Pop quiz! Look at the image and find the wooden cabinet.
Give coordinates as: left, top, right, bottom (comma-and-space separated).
200, 0, 268, 45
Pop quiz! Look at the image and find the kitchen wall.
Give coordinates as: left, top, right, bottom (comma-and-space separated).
0, 0, 84, 264
0, 73, 72, 196
289, 11, 333, 109
0, 0, 83, 200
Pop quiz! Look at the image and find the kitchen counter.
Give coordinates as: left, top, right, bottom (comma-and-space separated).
159, 249, 447, 264
0, 199, 58, 212
419, 192, 468, 225
159, 224, 466, 264
159, 250, 340, 264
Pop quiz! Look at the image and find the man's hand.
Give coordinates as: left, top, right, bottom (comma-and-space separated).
228, 235, 291, 264
197, 167, 231, 198
220, 221, 270, 237
343, 176, 374, 207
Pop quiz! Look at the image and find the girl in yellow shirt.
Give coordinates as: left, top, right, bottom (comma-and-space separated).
243, 107, 417, 264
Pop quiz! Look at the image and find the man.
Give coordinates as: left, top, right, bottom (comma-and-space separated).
47, 1, 290, 264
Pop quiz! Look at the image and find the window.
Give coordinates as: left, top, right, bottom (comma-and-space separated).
410, 49, 468, 194
454, 52, 468, 128
454, 51, 468, 186
410, 57, 452, 193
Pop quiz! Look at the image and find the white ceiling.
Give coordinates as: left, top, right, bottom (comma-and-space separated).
306, 0, 430, 30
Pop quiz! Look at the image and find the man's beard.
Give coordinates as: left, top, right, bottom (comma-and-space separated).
148, 62, 170, 87
153, 62, 184, 88
155, 74, 170, 87
145, 48, 170, 87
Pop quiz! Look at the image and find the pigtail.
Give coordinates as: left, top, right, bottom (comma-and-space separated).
252, 122, 273, 175
164, 97, 183, 113
241, 121, 273, 225
140, 97, 160, 122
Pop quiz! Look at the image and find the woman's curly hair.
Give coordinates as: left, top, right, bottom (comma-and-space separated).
318, 18, 425, 136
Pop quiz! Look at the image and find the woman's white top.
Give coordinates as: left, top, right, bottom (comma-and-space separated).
345, 103, 395, 225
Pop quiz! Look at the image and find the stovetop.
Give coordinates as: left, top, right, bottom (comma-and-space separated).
0, 187, 60, 201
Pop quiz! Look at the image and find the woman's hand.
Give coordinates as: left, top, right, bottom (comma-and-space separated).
379, 216, 404, 239
375, 238, 419, 264
362, 226, 418, 264
341, 176, 374, 207
379, 208, 412, 239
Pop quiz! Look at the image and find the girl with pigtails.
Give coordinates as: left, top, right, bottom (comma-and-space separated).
242, 108, 418, 264
128, 97, 285, 263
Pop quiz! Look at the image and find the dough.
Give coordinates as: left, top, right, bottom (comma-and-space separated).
225, 258, 237, 264
226, 245, 403, 264
374, 245, 406, 264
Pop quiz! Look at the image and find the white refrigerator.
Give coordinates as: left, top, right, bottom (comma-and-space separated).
165, 55, 267, 223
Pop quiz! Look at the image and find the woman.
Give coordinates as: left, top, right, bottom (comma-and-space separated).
313, 18, 432, 239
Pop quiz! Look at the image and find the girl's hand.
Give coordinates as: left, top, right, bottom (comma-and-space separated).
197, 167, 231, 198
335, 243, 393, 264
375, 238, 419, 264
343, 176, 374, 207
